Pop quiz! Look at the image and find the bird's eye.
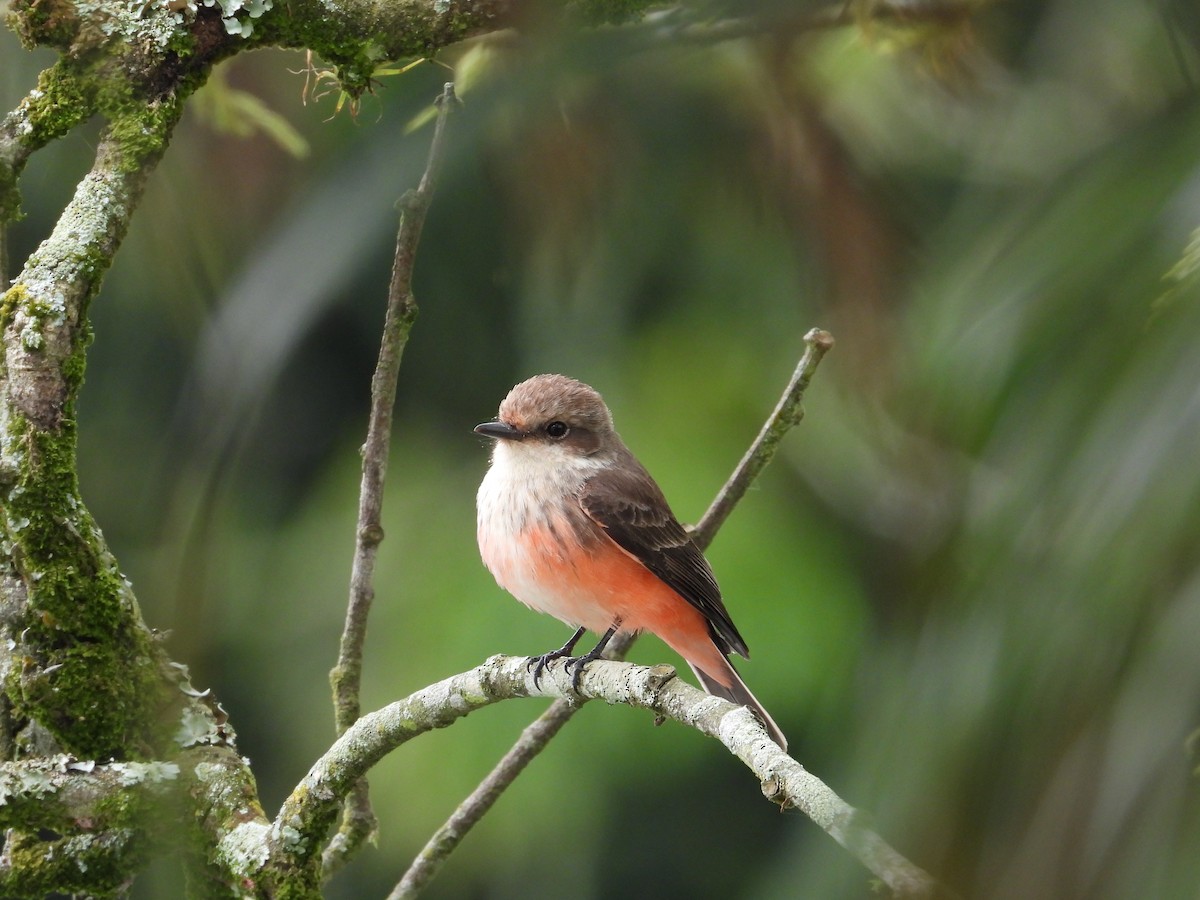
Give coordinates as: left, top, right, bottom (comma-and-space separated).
545, 421, 569, 439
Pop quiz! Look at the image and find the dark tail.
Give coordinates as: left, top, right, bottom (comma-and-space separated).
690, 658, 787, 751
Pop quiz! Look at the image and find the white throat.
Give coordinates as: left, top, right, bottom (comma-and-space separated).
477, 440, 606, 536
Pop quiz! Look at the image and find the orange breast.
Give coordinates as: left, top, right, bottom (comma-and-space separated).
480, 514, 730, 687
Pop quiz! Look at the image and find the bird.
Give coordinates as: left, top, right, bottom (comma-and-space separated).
474, 373, 787, 749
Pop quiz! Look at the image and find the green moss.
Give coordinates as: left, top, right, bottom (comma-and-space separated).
0, 828, 147, 897
60, 322, 91, 392
0, 785, 72, 836
29, 62, 96, 141
0, 62, 95, 222
5, 0, 80, 49
0, 284, 25, 327
3, 405, 177, 759
95, 79, 184, 174
0, 175, 20, 227
253, 11, 378, 98
260, 852, 318, 898
254, 1, 461, 99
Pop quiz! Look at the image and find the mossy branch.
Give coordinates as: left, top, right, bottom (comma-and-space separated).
0, 650, 942, 898
0, 103, 188, 759
0, 62, 97, 229
0, 826, 149, 897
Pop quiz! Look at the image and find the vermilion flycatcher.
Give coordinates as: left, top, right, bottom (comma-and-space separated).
475, 373, 787, 749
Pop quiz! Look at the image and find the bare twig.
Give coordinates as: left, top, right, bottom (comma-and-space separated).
282, 653, 942, 900
393, 329, 834, 896
693, 328, 834, 546
323, 81, 458, 878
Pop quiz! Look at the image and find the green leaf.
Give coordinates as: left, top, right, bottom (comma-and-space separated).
193, 70, 310, 158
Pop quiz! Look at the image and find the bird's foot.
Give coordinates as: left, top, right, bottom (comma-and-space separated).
527, 646, 576, 689
527, 626, 586, 689
561, 642, 609, 693
527, 624, 619, 693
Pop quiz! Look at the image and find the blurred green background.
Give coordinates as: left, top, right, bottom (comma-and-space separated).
4, 0, 1200, 896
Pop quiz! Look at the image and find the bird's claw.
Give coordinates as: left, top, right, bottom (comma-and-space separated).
526, 649, 597, 693
526, 625, 613, 693
527, 626, 588, 690
562, 656, 586, 693
527, 649, 572, 690
561, 645, 607, 693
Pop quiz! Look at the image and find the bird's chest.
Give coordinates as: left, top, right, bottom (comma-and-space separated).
475, 453, 609, 623
477, 462, 577, 573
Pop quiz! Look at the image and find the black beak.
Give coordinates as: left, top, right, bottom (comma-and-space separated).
474, 421, 523, 440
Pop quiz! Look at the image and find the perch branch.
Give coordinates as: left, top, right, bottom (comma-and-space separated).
324, 81, 458, 878
393, 328, 834, 896
282, 654, 941, 899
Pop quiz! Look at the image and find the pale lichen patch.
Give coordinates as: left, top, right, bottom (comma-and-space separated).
175, 705, 222, 747
108, 760, 180, 785
0, 762, 61, 804
217, 819, 271, 873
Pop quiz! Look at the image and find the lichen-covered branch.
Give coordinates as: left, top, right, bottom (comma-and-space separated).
0, 648, 938, 898
0, 740, 268, 896
0, 62, 97, 228
278, 655, 942, 899
6, 0, 650, 116
0, 756, 179, 894
0, 825, 149, 896
255, 0, 510, 94
185, 743, 274, 894
0, 756, 182, 828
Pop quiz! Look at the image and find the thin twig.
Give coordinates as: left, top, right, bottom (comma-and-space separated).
693, 328, 834, 547
323, 81, 458, 878
393, 329, 834, 896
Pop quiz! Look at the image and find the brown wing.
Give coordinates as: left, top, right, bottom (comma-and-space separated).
578, 449, 749, 659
